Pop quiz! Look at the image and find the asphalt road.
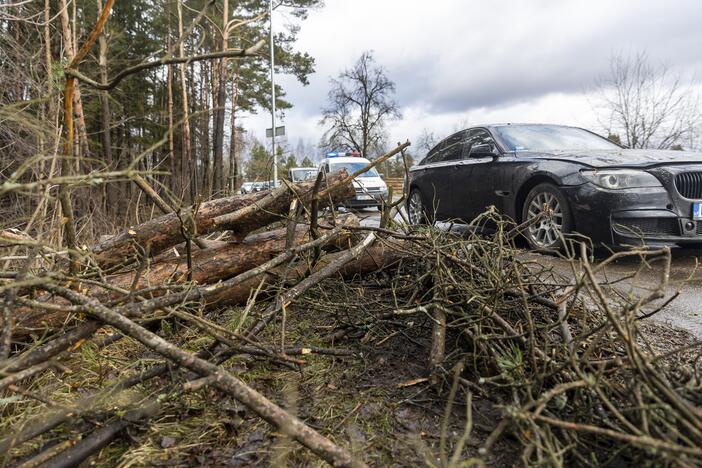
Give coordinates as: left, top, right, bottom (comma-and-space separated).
352, 207, 702, 338
523, 248, 702, 339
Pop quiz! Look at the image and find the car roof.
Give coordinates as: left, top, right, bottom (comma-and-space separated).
483, 123, 583, 130
432, 123, 587, 148
325, 157, 371, 163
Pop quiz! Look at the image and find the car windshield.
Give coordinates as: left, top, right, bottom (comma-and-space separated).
494, 125, 619, 152
289, 169, 317, 182
330, 162, 379, 177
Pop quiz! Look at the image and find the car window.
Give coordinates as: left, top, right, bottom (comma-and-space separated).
290, 169, 316, 181
422, 141, 445, 165
442, 144, 462, 161
329, 162, 380, 177
443, 131, 470, 161
493, 125, 619, 151
461, 129, 496, 158
424, 131, 469, 164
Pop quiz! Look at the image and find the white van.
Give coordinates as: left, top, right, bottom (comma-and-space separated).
319, 151, 389, 209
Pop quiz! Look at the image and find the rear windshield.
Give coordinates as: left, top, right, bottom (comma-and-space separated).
494, 125, 619, 152
330, 162, 379, 178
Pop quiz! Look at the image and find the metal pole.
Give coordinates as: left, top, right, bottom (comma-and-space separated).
269, 0, 277, 186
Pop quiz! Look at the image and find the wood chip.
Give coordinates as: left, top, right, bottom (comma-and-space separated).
397, 377, 428, 388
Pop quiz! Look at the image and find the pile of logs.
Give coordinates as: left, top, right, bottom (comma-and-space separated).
13, 170, 351, 337
0, 143, 411, 468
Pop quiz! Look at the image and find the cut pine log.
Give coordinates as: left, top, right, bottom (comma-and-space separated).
91, 170, 354, 269
11, 216, 360, 339
204, 240, 408, 308
100, 216, 359, 297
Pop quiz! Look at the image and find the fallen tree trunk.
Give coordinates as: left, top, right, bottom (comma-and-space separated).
11, 217, 360, 339
102, 217, 359, 296
6, 235, 407, 351
205, 239, 409, 308
0, 229, 34, 246
0, 226, 379, 375
91, 170, 354, 269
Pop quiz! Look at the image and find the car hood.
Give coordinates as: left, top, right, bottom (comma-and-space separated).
352, 177, 387, 188
519, 149, 702, 168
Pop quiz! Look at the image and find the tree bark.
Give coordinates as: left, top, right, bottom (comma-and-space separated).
206, 240, 407, 308
100, 221, 356, 297
58, 0, 79, 274
212, 0, 229, 195
91, 170, 354, 268
188, 62, 199, 199
176, 0, 193, 202
43, 0, 54, 139
201, 62, 212, 197
11, 223, 356, 343
228, 68, 240, 192
97, 0, 114, 214
60, 0, 90, 161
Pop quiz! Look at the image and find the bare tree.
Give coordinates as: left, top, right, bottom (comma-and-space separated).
416, 128, 439, 153
321, 51, 400, 157
595, 51, 700, 150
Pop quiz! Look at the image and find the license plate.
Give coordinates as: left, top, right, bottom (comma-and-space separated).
693, 203, 702, 220
356, 194, 373, 201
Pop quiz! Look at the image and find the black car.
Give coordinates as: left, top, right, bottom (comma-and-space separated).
406, 123, 702, 249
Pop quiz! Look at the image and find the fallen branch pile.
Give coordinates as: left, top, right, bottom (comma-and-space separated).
3, 146, 702, 465
0, 141, 412, 467
308, 212, 702, 465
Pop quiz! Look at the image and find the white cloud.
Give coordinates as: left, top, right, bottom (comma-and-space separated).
244, 0, 702, 159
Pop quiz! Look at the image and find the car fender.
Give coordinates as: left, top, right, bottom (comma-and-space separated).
407, 166, 439, 210
510, 160, 587, 221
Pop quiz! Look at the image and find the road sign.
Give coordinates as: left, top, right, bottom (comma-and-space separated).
266, 126, 285, 138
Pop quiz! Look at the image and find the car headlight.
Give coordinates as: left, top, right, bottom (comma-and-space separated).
581, 170, 662, 189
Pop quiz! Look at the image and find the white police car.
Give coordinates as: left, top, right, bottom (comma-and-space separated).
319, 151, 389, 209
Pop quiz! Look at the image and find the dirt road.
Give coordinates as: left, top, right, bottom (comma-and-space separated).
355, 207, 702, 338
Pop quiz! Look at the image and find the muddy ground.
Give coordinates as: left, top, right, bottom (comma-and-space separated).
5, 279, 521, 467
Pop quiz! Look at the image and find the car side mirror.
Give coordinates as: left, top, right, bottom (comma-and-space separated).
469, 143, 499, 158
379, 173, 385, 178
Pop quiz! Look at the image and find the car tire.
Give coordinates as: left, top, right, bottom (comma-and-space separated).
521, 183, 574, 250
407, 189, 432, 225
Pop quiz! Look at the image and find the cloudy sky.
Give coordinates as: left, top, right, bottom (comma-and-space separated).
244, 0, 702, 158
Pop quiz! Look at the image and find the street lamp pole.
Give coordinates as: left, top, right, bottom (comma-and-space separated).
269, 0, 277, 186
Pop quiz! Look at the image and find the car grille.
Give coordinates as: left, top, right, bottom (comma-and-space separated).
613, 218, 679, 237
674, 172, 702, 199
355, 187, 381, 193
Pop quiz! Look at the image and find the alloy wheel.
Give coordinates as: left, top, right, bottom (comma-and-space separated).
408, 191, 424, 225
526, 191, 564, 248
